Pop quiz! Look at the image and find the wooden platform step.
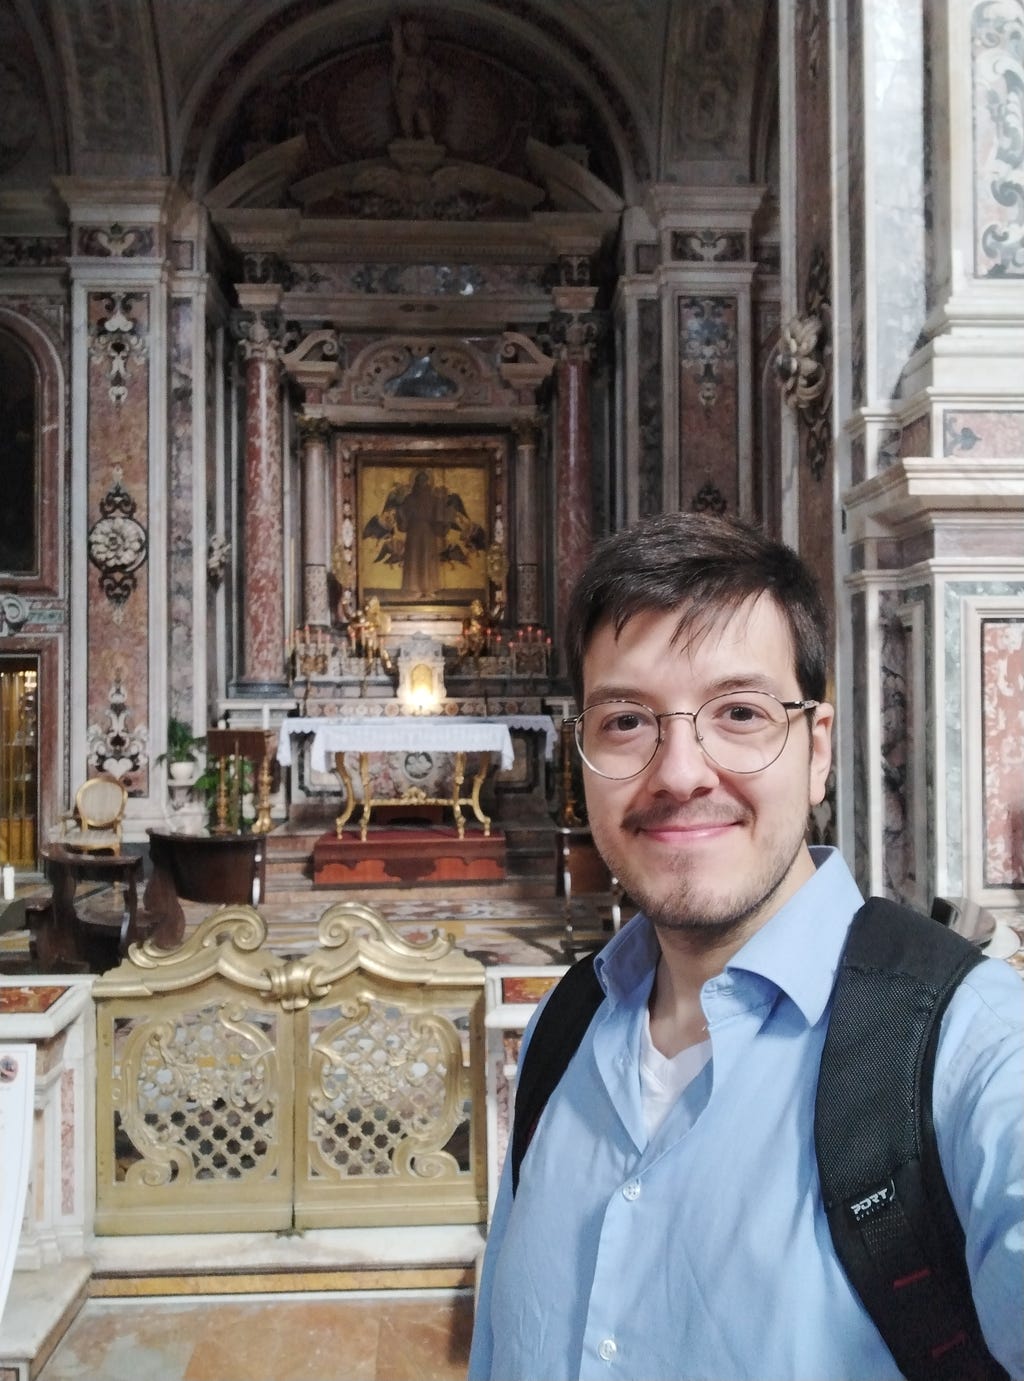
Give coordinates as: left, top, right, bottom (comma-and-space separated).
312, 826, 506, 887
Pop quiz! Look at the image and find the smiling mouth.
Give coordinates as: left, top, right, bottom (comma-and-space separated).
642, 821, 737, 838
623, 808, 744, 835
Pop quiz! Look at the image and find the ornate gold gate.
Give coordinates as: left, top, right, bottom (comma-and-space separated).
93, 903, 486, 1235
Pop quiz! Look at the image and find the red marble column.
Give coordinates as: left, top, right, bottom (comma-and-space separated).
239, 316, 287, 690
551, 287, 598, 645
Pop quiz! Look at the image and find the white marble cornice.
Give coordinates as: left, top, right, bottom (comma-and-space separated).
844, 457, 1024, 536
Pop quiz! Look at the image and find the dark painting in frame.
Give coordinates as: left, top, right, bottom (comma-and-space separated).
357, 443, 492, 613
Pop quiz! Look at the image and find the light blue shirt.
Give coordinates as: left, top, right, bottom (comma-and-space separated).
469, 849, 1024, 1381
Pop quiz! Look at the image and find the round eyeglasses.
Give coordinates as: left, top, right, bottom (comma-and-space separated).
569, 692, 819, 780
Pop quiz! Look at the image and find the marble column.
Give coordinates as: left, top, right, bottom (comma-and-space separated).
550, 286, 598, 646
512, 422, 541, 625
298, 416, 333, 629
237, 306, 287, 692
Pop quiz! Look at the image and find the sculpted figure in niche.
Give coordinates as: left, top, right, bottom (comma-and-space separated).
457, 598, 489, 671
361, 595, 393, 673
391, 17, 445, 141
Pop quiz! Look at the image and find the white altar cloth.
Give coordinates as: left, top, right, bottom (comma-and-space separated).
277, 716, 516, 773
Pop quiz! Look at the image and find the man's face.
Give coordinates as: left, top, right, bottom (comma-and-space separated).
580, 596, 833, 942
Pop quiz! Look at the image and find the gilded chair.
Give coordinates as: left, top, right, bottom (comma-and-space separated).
59, 774, 128, 854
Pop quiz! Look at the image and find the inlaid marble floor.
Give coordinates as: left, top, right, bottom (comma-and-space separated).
36, 1290, 473, 1381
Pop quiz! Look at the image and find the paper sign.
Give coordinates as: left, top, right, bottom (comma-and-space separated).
0, 1044, 35, 1327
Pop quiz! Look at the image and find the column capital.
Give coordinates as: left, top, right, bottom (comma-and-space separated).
231, 305, 284, 363
549, 289, 603, 363
297, 415, 333, 447
511, 419, 540, 448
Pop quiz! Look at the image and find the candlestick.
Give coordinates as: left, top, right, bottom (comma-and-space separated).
2, 865, 14, 901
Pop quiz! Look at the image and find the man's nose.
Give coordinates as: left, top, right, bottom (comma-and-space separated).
644, 713, 721, 794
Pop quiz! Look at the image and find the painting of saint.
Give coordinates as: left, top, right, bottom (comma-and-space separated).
359, 463, 488, 605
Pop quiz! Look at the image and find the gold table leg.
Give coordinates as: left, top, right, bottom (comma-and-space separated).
467, 750, 492, 837
358, 751, 373, 842
333, 752, 357, 838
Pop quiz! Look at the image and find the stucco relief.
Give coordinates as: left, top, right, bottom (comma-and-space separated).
982, 617, 1024, 887
671, 230, 746, 262
0, 5, 56, 182
663, 2, 765, 166
51, 0, 162, 169
972, 0, 1024, 277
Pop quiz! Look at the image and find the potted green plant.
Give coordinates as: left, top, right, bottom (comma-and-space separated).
155, 716, 205, 783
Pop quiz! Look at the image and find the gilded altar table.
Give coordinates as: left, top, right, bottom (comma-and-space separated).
276, 716, 516, 841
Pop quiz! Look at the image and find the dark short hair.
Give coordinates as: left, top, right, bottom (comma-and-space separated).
565, 512, 829, 704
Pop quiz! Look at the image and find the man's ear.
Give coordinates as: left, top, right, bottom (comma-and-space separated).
808, 702, 834, 806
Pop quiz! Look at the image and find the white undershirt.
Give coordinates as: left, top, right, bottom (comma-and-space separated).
639, 1010, 713, 1139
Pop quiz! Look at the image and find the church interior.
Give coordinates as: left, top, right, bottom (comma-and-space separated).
0, 0, 1022, 1376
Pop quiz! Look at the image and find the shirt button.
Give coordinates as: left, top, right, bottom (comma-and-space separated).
598, 1338, 618, 1362
622, 1179, 641, 1201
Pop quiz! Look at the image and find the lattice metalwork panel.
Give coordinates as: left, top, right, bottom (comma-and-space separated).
96, 987, 293, 1233
121, 1000, 279, 1182
308, 994, 467, 1181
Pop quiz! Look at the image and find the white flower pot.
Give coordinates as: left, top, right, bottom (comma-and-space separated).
168, 761, 194, 784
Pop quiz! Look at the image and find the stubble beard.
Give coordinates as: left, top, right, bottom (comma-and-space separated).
597, 812, 810, 950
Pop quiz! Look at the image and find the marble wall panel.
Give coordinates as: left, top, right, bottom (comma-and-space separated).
169, 299, 195, 721
871, 2, 928, 401
847, 0, 866, 410
972, 0, 1024, 278
877, 587, 931, 904
944, 580, 1024, 895
851, 591, 870, 890
879, 590, 911, 899
943, 409, 1024, 457
86, 291, 151, 789
637, 298, 662, 518
677, 296, 738, 514
898, 413, 932, 460
982, 617, 1024, 887
753, 299, 780, 530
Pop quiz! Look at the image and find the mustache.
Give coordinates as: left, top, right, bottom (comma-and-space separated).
621, 801, 748, 832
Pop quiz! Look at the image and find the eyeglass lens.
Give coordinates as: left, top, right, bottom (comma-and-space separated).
574, 693, 797, 778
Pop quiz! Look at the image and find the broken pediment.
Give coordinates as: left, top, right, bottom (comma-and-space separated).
290, 143, 547, 221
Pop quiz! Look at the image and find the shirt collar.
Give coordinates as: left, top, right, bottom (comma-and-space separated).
724, 847, 864, 1025
593, 847, 864, 1026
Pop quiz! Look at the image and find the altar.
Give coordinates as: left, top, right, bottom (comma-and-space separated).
275, 718, 550, 834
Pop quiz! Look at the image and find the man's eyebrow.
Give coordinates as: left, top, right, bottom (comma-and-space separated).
582, 672, 789, 708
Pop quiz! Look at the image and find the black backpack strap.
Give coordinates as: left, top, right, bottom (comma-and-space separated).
815, 897, 1007, 1381
510, 952, 604, 1196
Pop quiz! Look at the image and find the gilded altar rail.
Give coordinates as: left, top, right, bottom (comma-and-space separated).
92, 902, 486, 1236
